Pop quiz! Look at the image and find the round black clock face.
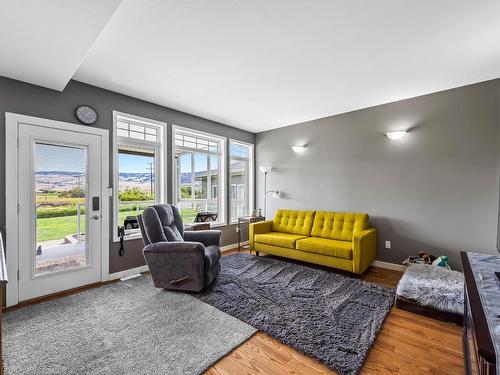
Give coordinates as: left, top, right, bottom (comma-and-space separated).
75, 105, 98, 125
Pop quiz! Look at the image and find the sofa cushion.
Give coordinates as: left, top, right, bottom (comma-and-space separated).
311, 211, 369, 241
296, 237, 353, 260
272, 209, 316, 236
254, 232, 308, 249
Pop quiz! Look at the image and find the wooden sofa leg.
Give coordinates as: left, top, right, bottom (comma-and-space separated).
255, 251, 260, 257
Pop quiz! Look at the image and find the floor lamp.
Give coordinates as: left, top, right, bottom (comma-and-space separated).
259, 166, 279, 218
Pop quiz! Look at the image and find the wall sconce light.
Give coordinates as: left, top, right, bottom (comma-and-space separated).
291, 145, 307, 153
385, 130, 407, 140
267, 190, 280, 199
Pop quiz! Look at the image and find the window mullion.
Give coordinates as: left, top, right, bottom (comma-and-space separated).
190, 152, 195, 200
207, 154, 212, 207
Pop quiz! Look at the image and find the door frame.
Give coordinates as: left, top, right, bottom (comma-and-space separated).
5, 113, 110, 307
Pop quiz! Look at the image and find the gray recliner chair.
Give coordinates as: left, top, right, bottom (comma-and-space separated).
137, 204, 221, 292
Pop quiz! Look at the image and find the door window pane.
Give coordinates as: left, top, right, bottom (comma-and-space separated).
35, 143, 88, 275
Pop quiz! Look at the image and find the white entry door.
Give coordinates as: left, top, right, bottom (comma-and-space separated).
11, 118, 108, 302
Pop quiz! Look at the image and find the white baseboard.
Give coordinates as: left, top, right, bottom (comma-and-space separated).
107, 265, 149, 281
371, 260, 406, 272
221, 241, 248, 252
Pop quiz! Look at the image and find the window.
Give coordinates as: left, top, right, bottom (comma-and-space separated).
229, 140, 254, 223
173, 126, 226, 225
113, 112, 166, 241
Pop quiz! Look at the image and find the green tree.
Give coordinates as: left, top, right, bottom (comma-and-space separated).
180, 186, 192, 199
119, 187, 153, 201
59, 187, 85, 198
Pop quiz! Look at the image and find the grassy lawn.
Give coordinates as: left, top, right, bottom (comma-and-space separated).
37, 208, 200, 242
36, 193, 84, 205
37, 215, 86, 242
118, 210, 136, 225
180, 209, 197, 223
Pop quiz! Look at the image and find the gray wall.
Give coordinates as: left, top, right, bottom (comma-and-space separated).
0, 77, 255, 274
256, 79, 500, 270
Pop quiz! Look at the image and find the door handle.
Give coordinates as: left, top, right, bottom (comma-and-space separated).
91, 214, 100, 220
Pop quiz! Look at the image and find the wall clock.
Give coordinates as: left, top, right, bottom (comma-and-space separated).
75, 105, 98, 125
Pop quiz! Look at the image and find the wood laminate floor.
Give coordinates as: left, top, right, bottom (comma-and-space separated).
205, 250, 464, 375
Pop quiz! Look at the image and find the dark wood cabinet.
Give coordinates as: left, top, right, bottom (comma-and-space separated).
461, 252, 498, 375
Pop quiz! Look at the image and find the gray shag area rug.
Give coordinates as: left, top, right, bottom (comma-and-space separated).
196, 254, 395, 375
396, 263, 464, 314
3, 275, 256, 375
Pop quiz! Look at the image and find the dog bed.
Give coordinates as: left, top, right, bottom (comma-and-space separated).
395, 263, 464, 325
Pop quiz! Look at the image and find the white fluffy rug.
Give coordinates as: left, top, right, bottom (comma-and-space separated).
396, 264, 464, 314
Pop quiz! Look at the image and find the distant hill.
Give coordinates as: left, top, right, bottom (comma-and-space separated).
119, 172, 155, 183
36, 171, 83, 176
35, 171, 154, 192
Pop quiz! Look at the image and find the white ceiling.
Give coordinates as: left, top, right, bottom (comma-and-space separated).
0, 0, 121, 91
2, 1, 500, 132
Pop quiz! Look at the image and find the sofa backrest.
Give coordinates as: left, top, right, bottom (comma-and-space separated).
272, 209, 316, 236
311, 212, 369, 241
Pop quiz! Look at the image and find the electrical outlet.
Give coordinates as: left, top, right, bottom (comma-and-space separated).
385, 240, 391, 249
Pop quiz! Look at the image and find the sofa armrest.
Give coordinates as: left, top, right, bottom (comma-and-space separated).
249, 220, 273, 250
352, 228, 377, 274
183, 230, 221, 247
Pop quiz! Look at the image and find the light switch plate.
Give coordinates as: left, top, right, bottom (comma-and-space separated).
385, 240, 391, 249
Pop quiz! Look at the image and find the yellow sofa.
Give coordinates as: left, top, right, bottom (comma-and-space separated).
249, 209, 377, 274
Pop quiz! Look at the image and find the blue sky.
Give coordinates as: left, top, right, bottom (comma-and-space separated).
36, 144, 155, 174
35, 143, 86, 173
35, 143, 219, 175
179, 154, 218, 173
119, 153, 154, 173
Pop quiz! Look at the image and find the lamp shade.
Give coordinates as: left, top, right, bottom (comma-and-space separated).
259, 166, 273, 173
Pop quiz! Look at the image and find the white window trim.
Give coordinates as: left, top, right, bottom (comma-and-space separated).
113, 111, 167, 242
172, 125, 227, 226
229, 139, 254, 224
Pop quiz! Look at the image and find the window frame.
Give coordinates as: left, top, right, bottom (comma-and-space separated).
112, 111, 167, 242
172, 125, 226, 227
229, 139, 254, 224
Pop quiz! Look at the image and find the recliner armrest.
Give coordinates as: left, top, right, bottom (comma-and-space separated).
183, 230, 222, 247
143, 241, 205, 255
249, 220, 273, 249
142, 241, 206, 291
352, 228, 377, 274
